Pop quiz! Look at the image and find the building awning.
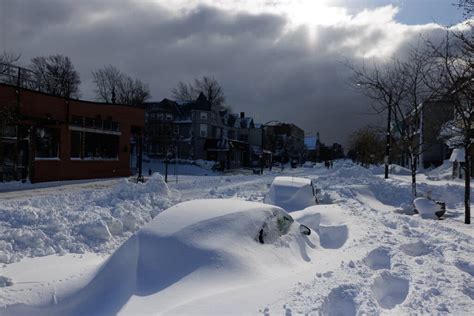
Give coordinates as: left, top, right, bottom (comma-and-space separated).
449, 148, 465, 162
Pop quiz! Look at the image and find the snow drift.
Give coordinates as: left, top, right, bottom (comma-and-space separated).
2, 199, 319, 315
0, 174, 175, 264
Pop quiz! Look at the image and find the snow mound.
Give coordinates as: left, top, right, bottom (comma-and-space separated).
3, 200, 319, 315
0, 174, 175, 263
371, 164, 411, 176
426, 160, 453, 180
293, 205, 349, 249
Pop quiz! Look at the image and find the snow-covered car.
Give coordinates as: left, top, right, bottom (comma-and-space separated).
413, 197, 446, 219
3, 200, 316, 316
264, 176, 321, 212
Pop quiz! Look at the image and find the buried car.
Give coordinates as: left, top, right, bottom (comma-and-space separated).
413, 197, 446, 219
264, 176, 321, 212
3, 200, 317, 316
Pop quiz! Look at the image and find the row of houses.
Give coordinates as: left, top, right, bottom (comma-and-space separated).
144, 93, 306, 170
395, 98, 473, 177
0, 64, 308, 182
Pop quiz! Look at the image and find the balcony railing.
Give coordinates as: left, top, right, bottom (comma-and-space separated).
0, 62, 53, 93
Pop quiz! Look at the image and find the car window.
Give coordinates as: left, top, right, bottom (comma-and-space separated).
258, 212, 294, 244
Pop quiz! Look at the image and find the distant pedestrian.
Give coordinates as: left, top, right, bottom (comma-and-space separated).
148, 168, 152, 176
330, 160, 333, 168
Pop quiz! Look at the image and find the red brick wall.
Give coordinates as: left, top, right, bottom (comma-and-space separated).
0, 84, 144, 182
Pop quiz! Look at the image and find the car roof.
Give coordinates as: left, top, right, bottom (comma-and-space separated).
140, 199, 282, 237
271, 176, 312, 188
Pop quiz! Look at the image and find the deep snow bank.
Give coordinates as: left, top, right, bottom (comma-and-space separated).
292, 205, 349, 249
0, 174, 175, 264
3, 199, 319, 315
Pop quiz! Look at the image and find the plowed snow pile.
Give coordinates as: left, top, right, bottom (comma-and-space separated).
0, 174, 176, 263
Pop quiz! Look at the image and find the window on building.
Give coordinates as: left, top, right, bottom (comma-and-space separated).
84, 117, 94, 128
166, 113, 173, 121
200, 124, 208, 137
35, 127, 60, 158
200, 112, 208, 120
71, 115, 119, 132
71, 131, 82, 158
71, 131, 119, 159
157, 113, 164, 120
71, 116, 83, 127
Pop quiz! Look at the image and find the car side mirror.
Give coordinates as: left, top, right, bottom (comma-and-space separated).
299, 224, 311, 236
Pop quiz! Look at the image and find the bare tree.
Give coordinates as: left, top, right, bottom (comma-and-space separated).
347, 125, 385, 167
389, 45, 437, 197
29, 54, 81, 98
91, 65, 122, 103
426, 29, 473, 224
92, 65, 150, 107
348, 59, 407, 179
0, 52, 22, 85
171, 81, 195, 103
172, 76, 226, 109
456, 0, 474, 16
0, 52, 20, 74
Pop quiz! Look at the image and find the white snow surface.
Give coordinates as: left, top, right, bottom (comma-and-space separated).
0, 174, 177, 264
0, 160, 473, 315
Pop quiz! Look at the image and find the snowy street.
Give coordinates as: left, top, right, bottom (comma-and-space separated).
0, 161, 473, 315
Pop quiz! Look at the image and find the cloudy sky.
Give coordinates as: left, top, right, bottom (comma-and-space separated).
0, 0, 468, 145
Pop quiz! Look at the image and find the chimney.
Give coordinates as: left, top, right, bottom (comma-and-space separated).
240, 112, 245, 118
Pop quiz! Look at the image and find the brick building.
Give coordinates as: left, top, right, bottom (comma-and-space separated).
0, 83, 144, 183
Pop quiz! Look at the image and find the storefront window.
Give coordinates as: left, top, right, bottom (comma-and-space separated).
35, 127, 60, 158
71, 131, 119, 159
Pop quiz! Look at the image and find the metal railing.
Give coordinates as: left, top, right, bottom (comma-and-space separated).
0, 62, 50, 92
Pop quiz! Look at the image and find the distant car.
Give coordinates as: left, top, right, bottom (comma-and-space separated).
264, 176, 321, 212
290, 160, 298, 168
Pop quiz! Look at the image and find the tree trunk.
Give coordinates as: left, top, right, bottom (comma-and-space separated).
411, 154, 417, 197
464, 143, 471, 224
384, 104, 392, 179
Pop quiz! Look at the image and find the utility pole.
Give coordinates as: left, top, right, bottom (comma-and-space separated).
137, 133, 144, 182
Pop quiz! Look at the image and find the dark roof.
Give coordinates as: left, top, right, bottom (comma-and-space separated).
179, 92, 212, 112
145, 98, 183, 116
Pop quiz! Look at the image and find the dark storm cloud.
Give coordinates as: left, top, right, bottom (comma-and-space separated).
0, 0, 457, 145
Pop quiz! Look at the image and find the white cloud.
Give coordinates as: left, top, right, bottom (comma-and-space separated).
1, 0, 466, 144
